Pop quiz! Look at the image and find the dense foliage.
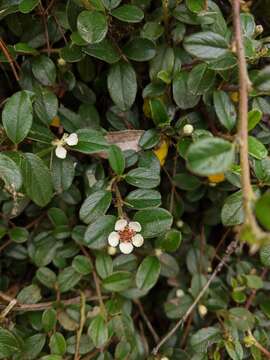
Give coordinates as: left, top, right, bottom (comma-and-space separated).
1, 0, 270, 359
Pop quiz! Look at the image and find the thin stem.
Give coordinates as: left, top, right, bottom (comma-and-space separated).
232, 0, 254, 216
134, 299, 160, 344
247, 330, 270, 359
74, 292, 86, 360
152, 241, 238, 355
114, 183, 124, 218
0, 38, 20, 81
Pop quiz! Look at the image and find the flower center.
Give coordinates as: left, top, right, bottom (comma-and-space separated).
119, 227, 135, 243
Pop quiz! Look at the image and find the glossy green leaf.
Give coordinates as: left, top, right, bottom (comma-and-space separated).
134, 208, 173, 238
77, 10, 108, 44
125, 189, 161, 209
136, 256, 160, 291
79, 190, 112, 224
0, 328, 22, 359
125, 167, 160, 189
107, 61, 137, 111
248, 136, 267, 160
111, 5, 144, 23
187, 137, 235, 176
2, 91, 33, 144
102, 271, 133, 291
213, 90, 236, 131
84, 215, 116, 249
0, 153, 22, 190
123, 38, 156, 62
255, 192, 270, 230
108, 145, 125, 175
88, 315, 108, 347
32, 56, 56, 86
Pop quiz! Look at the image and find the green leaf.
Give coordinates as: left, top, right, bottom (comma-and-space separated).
136, 256, 160, 291
248, 109, 262, 131
248, 136, 267, 160
244, 275, 264, 290
107, 61, 137, 111
19, 0, 39, 13
229, 308, 255, 331
123, 38, 156, 62
17, 284, 42, 304
36, 267, 57, 289
158, 229, 182, 252
101, 0, 121, 10
0, 328, 22, 359
221, 190, 244, 226
252, 65, 270, 93
188, 63, 215, 95
84, 215, 116, 249
255, 192, 270, 230
23, 334, 46, 360
34, 88, 58, 125
79, 190, 112, 224
134, 208, 173, 238
2, 91, 33, 144
77, 10, 108, 44
111, 5, 144, 23
184, 31, 229, 60
0, 153, 22, 190
190, 327, 221, 353
32, 56, 56, 86
213, 90, 236, 131
260, 245, 270, 267
9, 227, 28, 243
173, 71, 200, 109
102, 271, 133, 291
186, 137, 235, 176
21, 153, 53, 207
49, 332, 66, 355
52, 156, 75, 193
72, 255, 93, 275
88, 315, 108, 347
72, 129, 108, 154
58, 266, 81, 293
149, 98, 170, 126
95, 253, 113, 279
83, 39, 120, 63
42, 309, 57, 332
125, 167, 160, 189
108, 145, 125, 175
186, 0, 204, 13
125, 189, 161, 209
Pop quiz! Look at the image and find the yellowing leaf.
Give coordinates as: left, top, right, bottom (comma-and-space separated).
208, 173, 225, 183
50, 116, 61, 127
143, 98, 151, 118
154, 139, 169, 166
229, 91, 239, 103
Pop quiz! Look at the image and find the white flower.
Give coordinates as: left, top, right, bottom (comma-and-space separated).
176, 289, 184, 298
52, 132, 79, 159
198, 304, 208, 317
55, 145, 67, 159
107, 218, 144, 254
183, 124, 194, 135
66, 133, 78, 146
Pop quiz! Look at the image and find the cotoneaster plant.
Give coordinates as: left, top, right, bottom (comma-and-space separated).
1, 0, 270, 359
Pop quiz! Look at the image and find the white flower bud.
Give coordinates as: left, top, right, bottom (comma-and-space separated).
119, 242, 133, 254
129, 221, 142, 232
108, 231, 120, 247
198, 304, 208, 317
115, 219, 128, 231
176, 220, 184, 228
176, 289, 184, 298
132, 234, 144, 247
58, 57, 66, 66
155, 248, 163, 257
255, 25, 263, 34
108, 246, 117, 256
161, 357, 170, 360
66, 133, 78, 146
55, 145, 67, 159
183, 124, 194, 135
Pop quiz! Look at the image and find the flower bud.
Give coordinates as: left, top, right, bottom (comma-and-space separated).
58, 57, 66, 66
183, 124, 194, 135
255, 25, 263, 35
155, 248, 163, 257
198, 304, 208, 317
108, 246, 117, 256
176, 289, 184, 298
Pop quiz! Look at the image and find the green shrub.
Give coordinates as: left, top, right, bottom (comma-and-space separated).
1, 0, 270, 359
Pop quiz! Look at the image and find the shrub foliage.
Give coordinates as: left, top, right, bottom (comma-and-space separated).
1, 0, 270, 359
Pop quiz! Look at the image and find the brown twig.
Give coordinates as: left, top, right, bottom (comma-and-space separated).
134, 299, 160, 344
0, 239, 12, 254
0, 291, 104, 312
247, 330, 270, 359
152, 241, 238, 355
0, 37, 20, 81
74, 292, 86, 360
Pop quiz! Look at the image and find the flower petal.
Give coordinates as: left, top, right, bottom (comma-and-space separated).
108, 231, 120, 247
129, 221, 142, 232
119, 242, 133, 254
115, 219, 128, 231
55, 145, 67, 159
132, 234, 144, 247
66, 133, 78, 146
